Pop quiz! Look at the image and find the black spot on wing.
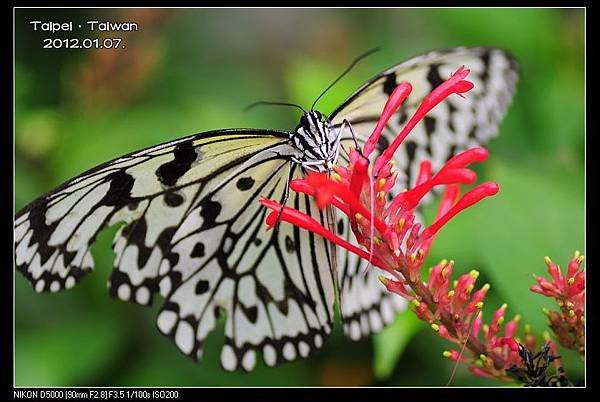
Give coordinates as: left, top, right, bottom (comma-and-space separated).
423, 116, 436, 138
191, 242, 205, 258
121, 218, 153, 267
155, 140, 197, 186
236, 177, 255, 191
423, 116, 436, 155
164, 192, 184, 207
382, 73, 398, 96
377, 133, 390, 152
256, 281, 275, 304
241, 304, 259, 324
397, 106, 409, 126
404, 141, 418, 184
337, 219, 344, 235
427, 63, 444, 89
100, 171, 135, 207
26, 199, 57, 264
480, 50, 491, 83
405, 141, 417, 162
199, 199, 222, 226
285, 235, 295, 253
195, 280, 210, 295
166, 252, 179, 267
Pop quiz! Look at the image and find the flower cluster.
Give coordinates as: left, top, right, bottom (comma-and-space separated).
390, 260, 525, 379
261, 66, 498, 280
531, 252, 585, 356
260, 66, 525, 379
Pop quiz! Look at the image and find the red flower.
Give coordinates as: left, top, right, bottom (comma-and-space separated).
260, 65, 521, 380
531, 252, 585, 356
261, 66, 498, 283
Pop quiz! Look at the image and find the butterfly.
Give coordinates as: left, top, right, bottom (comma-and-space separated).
14, 46, 518, 372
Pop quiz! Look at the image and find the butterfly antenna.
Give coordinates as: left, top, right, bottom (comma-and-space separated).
244, 101, 306, 113
311, 47, 380, 111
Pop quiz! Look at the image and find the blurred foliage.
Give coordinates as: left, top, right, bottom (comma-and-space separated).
14, 8, 584, 386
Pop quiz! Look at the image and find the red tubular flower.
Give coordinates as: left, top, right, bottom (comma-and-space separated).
260, 65, 518, 381
530, 252, 585, 356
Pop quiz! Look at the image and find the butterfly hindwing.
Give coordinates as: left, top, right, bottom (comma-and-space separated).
155, 163, 336, 371
330, 47, 518, 340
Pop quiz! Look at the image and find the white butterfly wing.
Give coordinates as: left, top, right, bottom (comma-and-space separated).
14, 129, 336, 371
329, 47, 519, 340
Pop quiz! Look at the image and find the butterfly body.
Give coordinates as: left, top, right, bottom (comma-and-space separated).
15, 47, 518, 371
290, 110, 341, 172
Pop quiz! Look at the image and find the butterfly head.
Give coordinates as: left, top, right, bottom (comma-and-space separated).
292, 111, 340, 172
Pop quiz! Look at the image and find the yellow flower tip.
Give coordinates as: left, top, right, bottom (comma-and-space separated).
470, 270, 479, 279
501, 303, 508, 311
497, 316, 505, 325
355, 212, 363, 221
373, 236, 383, 246
514, 336, 522, 343
440, 259, 448, 267
475, 359, 484, 367
332, 172, 342, 182
378, 275, 389, 286
410, 299, 421, 309
442, 350, 452, 359
397, 218, 405, 230
514, 314, 522, 322
524, 324, 532, 333
447, 290, 455, 298
409, 253, 417, 263
431, 323, 440, 332
567, 277, 575, 285
543, 331, 551, 341
577, 255, 585, 264
479, 354, 488, 362
466, 284, 474, 294
453, 279, 458, 288
482, 324, 489, 333
557, 300, 564, 307
441, 267, 448, 278
377, 178, 386, 189
574, 250, 580, 259
482, 283, 491, 292
475, 301, 484, 310
542, 307, 551, 316
449, 260, 455, 266
569, 309, 575, 317
417, 249, 424, 258
544, 256, 552, 265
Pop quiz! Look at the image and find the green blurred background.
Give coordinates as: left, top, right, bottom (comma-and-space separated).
14, 8, 584, 386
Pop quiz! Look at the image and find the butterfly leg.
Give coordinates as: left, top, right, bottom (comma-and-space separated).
338, 118, 360, 151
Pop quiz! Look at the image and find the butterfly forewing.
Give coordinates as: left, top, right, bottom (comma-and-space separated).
330, 47, 518, 341
14, 128, 337, 371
